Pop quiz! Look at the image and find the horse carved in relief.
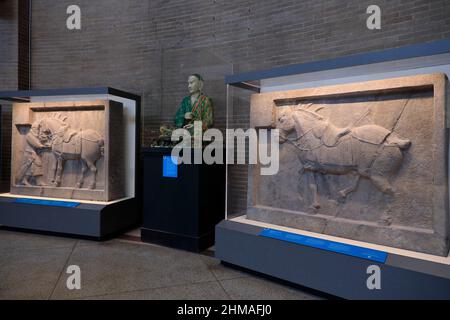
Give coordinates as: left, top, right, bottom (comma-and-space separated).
32, 115, 104, 189
274, 103, 411, 213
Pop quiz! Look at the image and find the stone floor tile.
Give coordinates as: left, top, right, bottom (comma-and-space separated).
51, 240, 217, 299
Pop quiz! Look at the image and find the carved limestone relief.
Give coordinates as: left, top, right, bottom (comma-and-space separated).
11, 100, 125, 202
246, 73, 449, 256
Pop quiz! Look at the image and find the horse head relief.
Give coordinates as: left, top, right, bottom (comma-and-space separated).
247, 73, 449, 256
11, 100, 125, 202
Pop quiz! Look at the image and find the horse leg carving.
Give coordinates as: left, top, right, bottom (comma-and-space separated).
86, 160, 97, 190
76, 160, 87, 188
338, 172, 360, 201
49, 155, 58, 186
309, 172, 321, 212
298, 166, 305, 202
53, 157, 64, 187
372, 173, 395, 227
370, 174, 395, 196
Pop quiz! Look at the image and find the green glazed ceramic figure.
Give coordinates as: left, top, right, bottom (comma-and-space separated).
156, 74, 214, 145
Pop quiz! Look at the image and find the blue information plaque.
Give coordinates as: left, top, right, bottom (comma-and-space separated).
260, 228, 388, 263
163, 155, 178, 178
14, 198, 80, 208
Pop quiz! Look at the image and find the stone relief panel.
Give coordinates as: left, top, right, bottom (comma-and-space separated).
10, 100, 125, 202
247, 73, 449, 256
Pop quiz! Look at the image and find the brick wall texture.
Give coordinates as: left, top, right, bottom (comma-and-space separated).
1, 0, 450, 213
0, 0, 18, 190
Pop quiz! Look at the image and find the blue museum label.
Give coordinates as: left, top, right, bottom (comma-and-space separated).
163, 155, 178, 178
14, 198, 80, 208
259, 228, 388, 263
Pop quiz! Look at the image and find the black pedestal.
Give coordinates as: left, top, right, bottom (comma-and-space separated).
141, 147, 226, 252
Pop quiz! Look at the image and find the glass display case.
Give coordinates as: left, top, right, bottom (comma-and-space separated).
140, 48, 232, 251
0, 87, 141, 239
218, 40, 450, 299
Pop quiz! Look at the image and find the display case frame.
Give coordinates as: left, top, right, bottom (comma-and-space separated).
0, 87, 141, 239
217, 38, 450, 299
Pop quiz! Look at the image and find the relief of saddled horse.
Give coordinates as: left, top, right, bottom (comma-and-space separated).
274, 103, 411, 213
36, 115, 104, 189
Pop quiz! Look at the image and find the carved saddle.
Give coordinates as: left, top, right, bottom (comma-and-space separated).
315, 122, 397, 147
312, 121, 352, 146
52, 128, 81, 158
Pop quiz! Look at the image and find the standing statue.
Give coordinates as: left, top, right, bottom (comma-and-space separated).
156, 74, 214, 145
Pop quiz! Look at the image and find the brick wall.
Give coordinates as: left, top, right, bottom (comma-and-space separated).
1, 0, 450, 213
0, 0, 18, 191
18, 0, 30, 90
0, 0, 18, 90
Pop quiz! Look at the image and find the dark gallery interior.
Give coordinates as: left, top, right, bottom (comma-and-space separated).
1, 0, 450, 303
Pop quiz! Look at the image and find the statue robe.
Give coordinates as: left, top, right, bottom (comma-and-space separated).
174, 94, 213, 131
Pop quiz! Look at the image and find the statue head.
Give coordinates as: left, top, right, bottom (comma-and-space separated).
188, 74, 204, 95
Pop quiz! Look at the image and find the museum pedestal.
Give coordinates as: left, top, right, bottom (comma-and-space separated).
0, 195, 139, 239
141, 147, 226, 252
216, 217, 450, 299
0, 87, 142, 239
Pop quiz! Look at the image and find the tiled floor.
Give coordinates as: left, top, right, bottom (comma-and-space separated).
0, 229, 325, 300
